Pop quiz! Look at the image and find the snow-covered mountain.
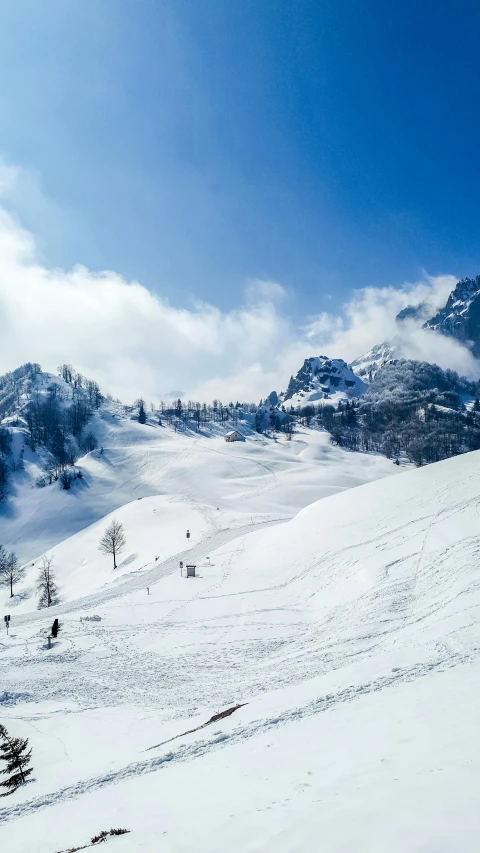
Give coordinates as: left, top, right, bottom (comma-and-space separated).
351, 274, 480, 381
349, 340, 398, 380
3, 446, 480, 851
276, 356, 365, 407
423, 274, 480, 354
266, 275, 480, 398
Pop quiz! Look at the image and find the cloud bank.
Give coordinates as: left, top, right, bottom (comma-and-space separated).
304, 275, 480, 379
0, 163, 478, 402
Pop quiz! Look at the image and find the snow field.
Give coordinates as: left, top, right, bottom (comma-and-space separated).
2, 495, 214, 615
2, 450, 480, 849
0, 400, 399, 562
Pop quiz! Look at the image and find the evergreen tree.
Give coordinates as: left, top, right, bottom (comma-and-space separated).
138, 399, 146, 424
254, 411, 263, 433
0, 427, 12, 457
0, 725, 33, 795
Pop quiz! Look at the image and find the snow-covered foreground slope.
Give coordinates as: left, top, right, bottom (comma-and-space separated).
0, 401, 398, 562
2, 451, 480, 851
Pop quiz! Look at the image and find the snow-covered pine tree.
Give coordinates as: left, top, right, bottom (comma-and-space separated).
0, 725, 33, 795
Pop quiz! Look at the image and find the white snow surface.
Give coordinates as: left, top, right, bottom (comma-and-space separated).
0, 400, 397, 562
2, 444, 480, 851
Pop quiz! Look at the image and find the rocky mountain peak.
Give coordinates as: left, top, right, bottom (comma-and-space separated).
277, 356, 365, 406
422, 276, 480, 356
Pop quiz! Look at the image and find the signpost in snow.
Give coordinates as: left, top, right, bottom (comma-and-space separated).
4, 615, 10, 635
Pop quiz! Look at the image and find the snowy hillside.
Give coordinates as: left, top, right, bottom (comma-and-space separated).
2, 450, 480, 851
0, 380, 399, 562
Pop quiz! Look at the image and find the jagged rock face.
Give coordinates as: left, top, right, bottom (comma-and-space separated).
281, 356, 365, 405
395, 302, 433, 324
423, 276, 480, 356
396, 304, 423, 322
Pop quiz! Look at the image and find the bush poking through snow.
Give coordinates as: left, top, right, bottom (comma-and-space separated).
91, 829, 130, 845
54, 829, 130, 853
60, 470, 72, 490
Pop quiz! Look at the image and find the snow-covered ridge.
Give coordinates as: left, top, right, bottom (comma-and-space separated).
276, 355, 365, 406
423, 275, 480, 355
351, 275, 480, 381
349, 340, 398, 380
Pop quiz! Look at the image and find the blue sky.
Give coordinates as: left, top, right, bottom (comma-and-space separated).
1, 0, 480, 321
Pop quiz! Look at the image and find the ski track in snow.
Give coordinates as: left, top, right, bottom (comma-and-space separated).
4, 495, 480, 715
4, 400, 480, 849
9, 519, 283, 627
0, 645, 472, 825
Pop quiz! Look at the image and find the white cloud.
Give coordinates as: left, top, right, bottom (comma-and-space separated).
0, 159, 478, 401
302, 274, 480, 379
244, 278, 288, 305
0, 195, 293, 401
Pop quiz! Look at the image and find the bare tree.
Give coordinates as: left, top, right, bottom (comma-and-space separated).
82, 430, 98, 452
99, 519, 126, 570
0, 549, 25, 598
37, 555, 58, 608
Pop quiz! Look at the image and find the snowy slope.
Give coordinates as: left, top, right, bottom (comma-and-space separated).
0, 398, 398, 562
2, 450, 480, 851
